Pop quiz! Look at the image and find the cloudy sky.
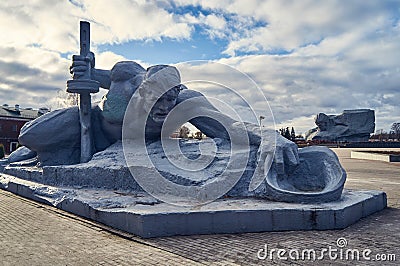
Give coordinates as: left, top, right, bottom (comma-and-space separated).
0, 0, 399, 134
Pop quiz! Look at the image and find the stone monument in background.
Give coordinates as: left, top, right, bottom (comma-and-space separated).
305, 109, 375, 142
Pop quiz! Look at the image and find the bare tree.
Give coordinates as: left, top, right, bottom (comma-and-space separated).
50, 89, 79, 109
290, 127, 296, 141
390, 123, 400, 141
194, 131, 204, 140
179, 125, 190, 139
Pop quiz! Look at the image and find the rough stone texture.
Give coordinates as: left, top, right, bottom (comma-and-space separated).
0, 173, 387, 238
305, 109, 375, 142
7, 146, 36, 163
262, 146, 346, 203
3, 141, 141, 191
18, 106, 81, 165
3, 140, 345, 203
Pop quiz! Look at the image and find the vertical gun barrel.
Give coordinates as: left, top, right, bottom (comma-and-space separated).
79, 21, 93, 163
67, 21, 99, 163
80, 21, 90, 56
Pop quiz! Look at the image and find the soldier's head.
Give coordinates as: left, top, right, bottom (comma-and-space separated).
138, 65, 185, 123
315, 113, 332, 131
110, 61, 145, 97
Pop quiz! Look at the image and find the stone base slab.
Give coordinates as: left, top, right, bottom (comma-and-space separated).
0, 173, 387, 238
351, 150, 400, 162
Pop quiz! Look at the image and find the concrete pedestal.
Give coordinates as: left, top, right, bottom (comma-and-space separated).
0, 173, 386, 238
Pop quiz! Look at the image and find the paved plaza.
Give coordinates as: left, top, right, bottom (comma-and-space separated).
0, 148, 399, 265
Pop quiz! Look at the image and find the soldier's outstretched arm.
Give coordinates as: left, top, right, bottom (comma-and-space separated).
176, 89, 261, 144
176, 89, 299, 176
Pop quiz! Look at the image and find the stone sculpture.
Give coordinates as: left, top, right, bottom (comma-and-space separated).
0, 21, 388, 237
305, 109, 375, 142
16, 61, 299, 169
0, 22, 348, 204
0, 55, 346, 204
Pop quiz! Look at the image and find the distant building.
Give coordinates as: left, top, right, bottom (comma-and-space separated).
0, 104, 49, 154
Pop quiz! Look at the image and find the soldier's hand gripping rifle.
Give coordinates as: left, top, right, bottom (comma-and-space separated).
67, 21, 99, 163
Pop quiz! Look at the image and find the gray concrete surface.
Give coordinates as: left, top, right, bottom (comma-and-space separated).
0, 148, 399, 265
351, 150, 400, 162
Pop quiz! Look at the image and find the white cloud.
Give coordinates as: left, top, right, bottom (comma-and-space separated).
0, 1, 81, 52
204, 14, 226, 30
177, 0, 397, 59
0, 0, 193, 109
94, 51, 128, 70
0, 0, 400, 134
203, 14, 227, 39
0, 45, 70, 108
93, 50, 152, 72
0, 0, 194, 53
82, 0, 193, 43
217, 44, 400, 133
